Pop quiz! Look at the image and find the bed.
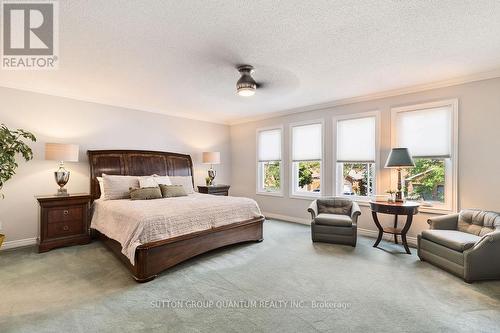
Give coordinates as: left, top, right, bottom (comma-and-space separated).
88, 150, 265, 282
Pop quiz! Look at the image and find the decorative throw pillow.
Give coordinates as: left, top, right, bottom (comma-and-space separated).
159, 184, 188, 198
103, 174, 140, 200
129, 186, 162, 200
169, 176, 194, 194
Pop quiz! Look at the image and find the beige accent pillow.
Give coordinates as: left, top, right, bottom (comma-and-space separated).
159, 185, 188, 198
103, 174, 140, 200
170, 176, 194, 194
129, 187, 162, 200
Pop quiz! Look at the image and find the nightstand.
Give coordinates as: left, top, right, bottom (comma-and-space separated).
197, 185, 230, 196
36, 193, 91, 253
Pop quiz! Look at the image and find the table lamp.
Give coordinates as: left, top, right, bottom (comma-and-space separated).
385, 148, 415, 202
202, 152, 220, 185
45, 143, 79, 196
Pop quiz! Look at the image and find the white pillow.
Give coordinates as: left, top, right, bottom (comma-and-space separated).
138, 175, 172, 188
102, 174, 139, 200
97, 176, 105, 197
138, 176, 158, 188
153, 175, 172, 185
170, 176, 194, 194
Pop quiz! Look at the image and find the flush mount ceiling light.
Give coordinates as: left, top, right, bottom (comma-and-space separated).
236, 65, 257, 97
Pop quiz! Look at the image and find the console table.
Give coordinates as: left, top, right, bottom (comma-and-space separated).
369, 201, 420, 254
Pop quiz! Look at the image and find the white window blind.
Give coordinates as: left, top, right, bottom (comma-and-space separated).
396, 106, 452, 158
258, 129, 282, 161
336, 116, 376, 162
292, 123, 322, 161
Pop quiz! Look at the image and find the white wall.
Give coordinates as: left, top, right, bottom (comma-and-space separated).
2, 77, 500, 248
230, 78, 500, 240
0, 87, 231, 245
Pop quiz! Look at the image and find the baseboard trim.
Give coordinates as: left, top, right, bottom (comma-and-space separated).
1, 237, 37, 250
263, 212, 417, 247
263, 212, 310, 225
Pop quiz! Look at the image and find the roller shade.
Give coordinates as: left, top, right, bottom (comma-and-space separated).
292, 123, 322, 161
258, 128, 282, 161
336, 116, 376, 163
396, 106, 452, 158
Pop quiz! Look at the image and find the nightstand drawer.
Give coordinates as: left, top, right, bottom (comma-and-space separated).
211, 191, 228, 196
47, 206, 84, 223
47, 220, 85, 238
197, 185, 230, 196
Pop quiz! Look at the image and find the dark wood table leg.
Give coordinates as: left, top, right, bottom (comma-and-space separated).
371, 211, 384, 248
393, 214, 398, 244
400, 213, 413, 254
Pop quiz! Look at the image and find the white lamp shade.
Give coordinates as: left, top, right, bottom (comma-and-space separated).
45, 143, 79, 162
202, 152, 220, 164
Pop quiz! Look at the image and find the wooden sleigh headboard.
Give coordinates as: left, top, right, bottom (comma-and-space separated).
87, 150, 194, 201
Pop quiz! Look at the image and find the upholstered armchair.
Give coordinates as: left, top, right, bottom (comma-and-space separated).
308, 197, 361, 246
417, 209, 500, 282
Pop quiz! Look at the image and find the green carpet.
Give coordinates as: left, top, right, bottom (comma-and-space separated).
1, 220, 500, 332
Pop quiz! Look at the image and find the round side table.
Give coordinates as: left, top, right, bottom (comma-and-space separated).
369, 201, 420, 254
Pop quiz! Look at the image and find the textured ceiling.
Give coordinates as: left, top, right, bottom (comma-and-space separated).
2, 0, 500, 124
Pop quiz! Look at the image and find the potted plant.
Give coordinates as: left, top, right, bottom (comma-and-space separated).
386, 189, 397, 203
0, 124, 36, 248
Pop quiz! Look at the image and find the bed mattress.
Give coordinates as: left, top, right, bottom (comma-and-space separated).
91, 193, 263, 264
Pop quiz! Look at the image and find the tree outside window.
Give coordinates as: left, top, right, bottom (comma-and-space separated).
340, 163, 375, 197
297, 161, 321, 192
261, 161, 281, 192
404, 158, 445, 203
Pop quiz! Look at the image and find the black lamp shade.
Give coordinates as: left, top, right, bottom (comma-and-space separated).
385, 148, 415, 168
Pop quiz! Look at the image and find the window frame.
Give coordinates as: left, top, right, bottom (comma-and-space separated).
256, 125, 284, 197
391, 99, 458, 213
289, 119, 325, 199
333, 110, 381, 202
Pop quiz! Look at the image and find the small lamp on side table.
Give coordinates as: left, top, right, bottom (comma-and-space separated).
385, 148, 415, 202
202, 152, 220, 186
45, 143, 79, 196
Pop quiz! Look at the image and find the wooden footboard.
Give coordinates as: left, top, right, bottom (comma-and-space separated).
94, 217, 265, 282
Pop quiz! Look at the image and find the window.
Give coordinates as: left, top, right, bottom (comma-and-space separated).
404, 158, 446, 203
392, 100, 458, 211
257, 128, 283, 195
290, 122, 323, 197
335, 114, 378, 198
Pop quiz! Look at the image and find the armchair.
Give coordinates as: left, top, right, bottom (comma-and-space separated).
308, 197, 361, 246
417, 209, 500, 282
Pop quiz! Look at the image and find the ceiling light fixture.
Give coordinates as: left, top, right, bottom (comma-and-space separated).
236, 65, 257, 97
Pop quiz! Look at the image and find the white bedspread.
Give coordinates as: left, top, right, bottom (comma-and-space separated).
91, 193, 263, 264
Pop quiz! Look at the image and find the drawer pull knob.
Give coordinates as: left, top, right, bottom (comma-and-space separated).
63, 225, 69, 231
63, 210, 69, 216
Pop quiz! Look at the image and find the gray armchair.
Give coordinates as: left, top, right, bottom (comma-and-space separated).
308, 197, 361, 246
417, 209, 500, 282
